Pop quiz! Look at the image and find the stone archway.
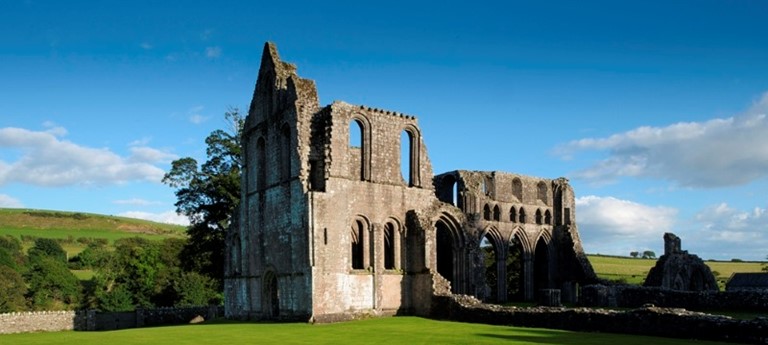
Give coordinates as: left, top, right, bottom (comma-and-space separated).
436, 220, 455, 288
262, 271, 279, 318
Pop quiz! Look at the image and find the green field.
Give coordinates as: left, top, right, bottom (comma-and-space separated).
0, 317, 731, 345
0, 208, 187, 256
588, 254, 765, 289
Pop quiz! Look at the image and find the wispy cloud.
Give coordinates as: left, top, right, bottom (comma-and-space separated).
113, 198, 163, 206
0, 194, 23, 208
187, 105, 208, 124
576, 195, 677, 255
140, 42, 153, 50
556, 91, 768, 188
119, 210, 189, 226
205, 46, 221, 59
0, 126, 173, 187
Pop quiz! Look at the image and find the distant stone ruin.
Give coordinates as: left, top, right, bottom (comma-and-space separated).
223, 42, 597, 322
643, 233, 717, 291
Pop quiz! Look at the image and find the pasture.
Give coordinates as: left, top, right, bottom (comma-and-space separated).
0, 317, 732, 345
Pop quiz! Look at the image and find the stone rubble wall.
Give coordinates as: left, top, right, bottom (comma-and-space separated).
582, 284, 768, 312
0, 310, 91, 334
431, 294, 768, 344
0, 306, 223, 334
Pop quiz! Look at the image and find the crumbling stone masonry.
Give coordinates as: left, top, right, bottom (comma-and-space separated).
223, 42, 597, 321
644, 233, 717, 291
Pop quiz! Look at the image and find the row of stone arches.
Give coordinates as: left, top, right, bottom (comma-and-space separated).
482, 204, 552, 225
348, 116, 421, 187
350, 215, 404, 271
479, 227, 553, 302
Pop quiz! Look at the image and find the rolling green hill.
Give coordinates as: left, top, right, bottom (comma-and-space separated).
0, 208, 187, 255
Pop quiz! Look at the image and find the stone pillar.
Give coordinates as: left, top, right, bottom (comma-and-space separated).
523, 255, 534, 301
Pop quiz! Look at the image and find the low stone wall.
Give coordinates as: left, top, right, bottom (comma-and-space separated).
0, 310, 92, 334
431, 294, 768, 344
582, 284, 768, 312
0, 306, 223, 334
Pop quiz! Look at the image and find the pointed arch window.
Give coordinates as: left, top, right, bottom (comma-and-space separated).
509, 207, 517, 223
483, 204, 492, 221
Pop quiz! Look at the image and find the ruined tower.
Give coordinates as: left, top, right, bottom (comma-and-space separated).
224, 43, 597, 321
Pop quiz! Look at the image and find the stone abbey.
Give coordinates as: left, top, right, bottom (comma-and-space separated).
223, 43, 597, 321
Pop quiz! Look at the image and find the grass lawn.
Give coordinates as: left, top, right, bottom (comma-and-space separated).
0, 317, 732, 345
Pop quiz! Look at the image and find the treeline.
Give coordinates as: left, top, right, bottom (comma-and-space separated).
0, 235, 220, 313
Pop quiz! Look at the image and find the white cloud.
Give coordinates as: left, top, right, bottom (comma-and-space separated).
119, 210, 190, 226
113, 198, 162, 206
189, 114, 208, 124
0, 194, 23, 208
0, 126, 172, 187
557, 91, 768, 188
140, 42, 153, 50
576, 195, 677, 255
694, 203, 768, 244
205, 46, 221, 59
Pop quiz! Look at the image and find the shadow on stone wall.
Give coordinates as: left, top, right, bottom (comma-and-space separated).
0, 306, 223, 334
431, 294, 768, 344
582, 284, 768, 312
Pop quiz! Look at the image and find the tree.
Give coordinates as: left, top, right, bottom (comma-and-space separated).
25, 256, 81, 310
162, 108, 243, 284
630, 251, 639, 258
642, 250, 656, 259
0, 265, 27, 312
28, 238, 67, 262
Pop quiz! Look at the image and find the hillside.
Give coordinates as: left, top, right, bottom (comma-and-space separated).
0, 208, 187, 248
587, 254, 765, 290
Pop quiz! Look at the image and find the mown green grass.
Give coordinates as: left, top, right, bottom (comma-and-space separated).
0, 317, 731, 345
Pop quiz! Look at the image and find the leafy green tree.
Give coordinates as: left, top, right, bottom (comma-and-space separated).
0, 235, 25, 268
174, 271, 221, 306
28, 238, 67, 262
642, 250, 656, 259
68, 242, 111, 270
630, 251, 639, 258
162, 108, 243, 284
0, 265, 27, 312
25, 256, 81, 310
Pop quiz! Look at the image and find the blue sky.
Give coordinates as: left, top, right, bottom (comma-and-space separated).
2, 1, 767, 260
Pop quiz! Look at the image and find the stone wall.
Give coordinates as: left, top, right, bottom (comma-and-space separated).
0, 306, 223, 334
0, 310, 91, 334
582, 284, 768, 312
432, 294, 768, 344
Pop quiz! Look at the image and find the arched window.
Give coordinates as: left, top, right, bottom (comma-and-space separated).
518, 207, 526, 224
544, 210, 552, 225
401, 128, 420, 187
493, 205, 501, 221
509, 207, 517, 223
512, 178, 523, 202
280, 124, 291, 181
349, 119, 365, 181
537, 181, 548, 205
535, 209, 543, 225
483, 204, 492, 221
384, 223, 396, 270
351, 219, 365, 269
256, 137, 266, 190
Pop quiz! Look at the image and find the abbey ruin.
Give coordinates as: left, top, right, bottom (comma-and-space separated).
223, 43, 597, 321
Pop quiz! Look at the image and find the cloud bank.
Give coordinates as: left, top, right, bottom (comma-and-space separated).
576, 195, 677, 255
0, 126, 176, 187
558, 92, 768, 188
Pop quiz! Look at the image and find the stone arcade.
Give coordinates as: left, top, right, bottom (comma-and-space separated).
224, 43, 597, 321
